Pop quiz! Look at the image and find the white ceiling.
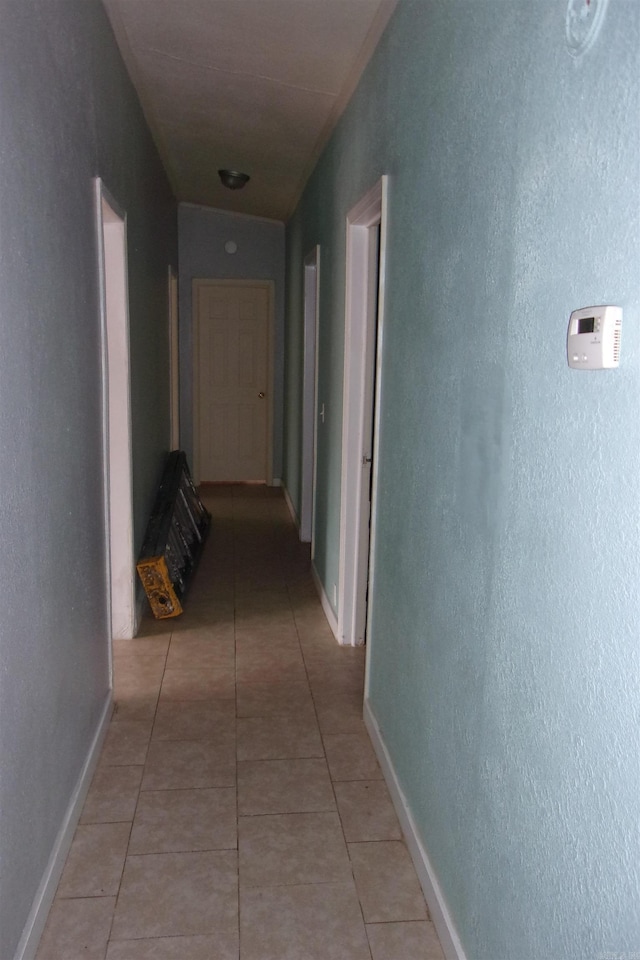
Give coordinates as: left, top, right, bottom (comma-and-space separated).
103, 0, 397, 221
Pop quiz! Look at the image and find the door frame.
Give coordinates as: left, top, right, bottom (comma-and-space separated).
192, 278, 275, 485
337, 176, 388, 646
168, 266, 180, 450
95, 178, 136, 644
301, 246, 320, 546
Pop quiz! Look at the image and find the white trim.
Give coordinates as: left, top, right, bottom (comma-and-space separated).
311, 563, 340, 642
364, 699, 468, 960
15, 694, 113, 960
363, 180, 388, 694
135, 588, 147, 627
95, 179, 136, 644
282, 484, 299, 530
168, 265, 180, 450
301, 246, 320, 546
338, 177, 387, 646
192, 278, 275, 485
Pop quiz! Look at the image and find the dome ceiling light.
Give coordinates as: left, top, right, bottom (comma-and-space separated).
218, 169, 250, 190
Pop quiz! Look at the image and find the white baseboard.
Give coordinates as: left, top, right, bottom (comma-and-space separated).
282, 484, 299, 531
311, 562, 339, 642
15, 692, 114, 960
363, 699, 468, 960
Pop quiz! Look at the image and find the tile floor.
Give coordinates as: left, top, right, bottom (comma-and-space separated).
35, 485, 445, 960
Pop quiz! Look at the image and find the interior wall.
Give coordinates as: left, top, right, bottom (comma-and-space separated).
283, 1, 640, 956
178, 203, 285, 478
0, 2, 176, 956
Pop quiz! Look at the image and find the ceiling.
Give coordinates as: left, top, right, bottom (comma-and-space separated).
103, 0, 397, 222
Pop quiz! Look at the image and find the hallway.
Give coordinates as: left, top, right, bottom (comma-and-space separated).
35, 485, 444, 960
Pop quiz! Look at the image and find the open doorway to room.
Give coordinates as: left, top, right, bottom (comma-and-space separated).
338, 176, 387, 647
95, 179, 136, 642
168, 266, 180, 450
300, 246, 320, 546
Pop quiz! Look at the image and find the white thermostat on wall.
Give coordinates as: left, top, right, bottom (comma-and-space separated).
567, 305, 622, 369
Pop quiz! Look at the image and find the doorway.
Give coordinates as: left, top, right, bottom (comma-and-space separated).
337, 177, 387, 646
301, 247, 320, 545
193, 279, 274, 483
95, 179, 136, 642
168, 266, 180, 450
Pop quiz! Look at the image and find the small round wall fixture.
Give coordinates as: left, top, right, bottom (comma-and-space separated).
566, 0, 609, 57
218, 169, 250, 190
224, 240, 238, 255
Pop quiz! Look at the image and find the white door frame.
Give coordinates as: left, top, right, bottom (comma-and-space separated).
301, 246, 320, 546
95, 178, 136, 644
169, 266, 180, 450
192, 278, 275, 485
337, 176, 388, 646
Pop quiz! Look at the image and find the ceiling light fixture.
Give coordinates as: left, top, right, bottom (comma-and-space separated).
218, 169, 250, 190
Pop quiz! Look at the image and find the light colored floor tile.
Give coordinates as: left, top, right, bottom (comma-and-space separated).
166, 638, 234, 670
234, 622, 300, 646
111, 850, 238, 942
349, 842, 428, 923
306, 663, 365, 693
35, 896, 116, 960
113, 670, 163, 705
129, 787, 236, 854
136, 617, 174, 638
106, 934, 230, 959
324, 732, 383, 781
57, 822, 130, 897
238, 758, 336, 815
113, 636, 170, 658
160, 666, 236, 701
236, 643, 307, 683
142, 739, 235, 789
234, 589, 291, 616
237, 716, 323, 761
113, 654, 167, 679
170, 606, 234, 635
366, 921, 445, 960
187, 578, 235, 603
101, 720, 152, 765
240, 882, 371, 960
80, 764, 143, 824
112, 696, 158, 722
312, 686, 365, 735
334, 780, 402, 841
239, 811, 351, 887
301, 643, 366, 668
114, 657, 166, 690
152, 700, 235, 741
35, 488, 442, 960
236, 680, 315, 719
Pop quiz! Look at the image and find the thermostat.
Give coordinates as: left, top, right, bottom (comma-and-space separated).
567, 305, 622, 369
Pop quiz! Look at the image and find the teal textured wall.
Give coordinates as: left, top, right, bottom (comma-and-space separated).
284, 1, 640, 955
0, 2, 175, 955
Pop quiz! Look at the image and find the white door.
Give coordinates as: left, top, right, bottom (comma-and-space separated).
95, 179, 136, 643
194, 280, 272, 483
301, 247, 320, 544
338, 177, 387, 646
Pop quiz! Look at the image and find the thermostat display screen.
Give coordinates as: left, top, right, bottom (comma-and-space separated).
578, 317, 595, 334
567, 305, 622, 369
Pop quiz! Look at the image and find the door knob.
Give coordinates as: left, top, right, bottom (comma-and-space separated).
258, 392, 265, 399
